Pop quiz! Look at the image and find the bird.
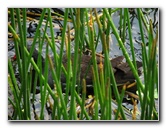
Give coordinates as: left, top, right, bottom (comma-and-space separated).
27, 21, 38, 37
27, 46, 142, 94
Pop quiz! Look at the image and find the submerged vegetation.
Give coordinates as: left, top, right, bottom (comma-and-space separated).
8, 8, 158, 120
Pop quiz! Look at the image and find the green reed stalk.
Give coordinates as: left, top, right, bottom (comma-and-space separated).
137, 9, 153, 120
77, 8, 85, 90
106, 78, 112, 119
44, 28, 69, 120
74, 90, 90, 120
9, 9, 69, 119
40, 44, 49, 120
9, 9, 23, 119
111, 8, 120, 13
148, 21, 157, 119
47, 54, 69, 120
87, 10, 100, 120
22, 9, 27, 47
65, 25, 72, 105
69, 8, 76, 28
122, 9, 127, 43
114, 85, 126, 120
57, 8, 68, 81
137, 9, 148, 72
102, 33, 114, 119
69, 8, 80, 120
48, 8, 58, 71
106, 8, 112, 120
80, 79, 86, 120
98, 56, 105, 120
141, 19, 158, 120
104, 8, 147, 119
119, 8, 123, 39
104, 8, 144, 91
44, 9, 69, 119
8, 7, 158, 120
10, 9, 26, 116
125, 8, 145, 113
44, 32, 67, 77
16, 8, 31, 119
93, 9, 104, 108
139, 9, 149, 32
8, 97, 16, 120
39, 21, 49, 119
100, 9, 126, 119
9, 23, 68, 119
8, 59, 23, 119
10, 9, 22, 83
27, 9, 47, 66
125, 8, 137, 68
91, 67, 99, 120
95, 8, 125, 119
31, 29, 43, 101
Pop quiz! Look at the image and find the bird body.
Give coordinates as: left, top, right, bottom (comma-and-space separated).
28, 47, 142, 94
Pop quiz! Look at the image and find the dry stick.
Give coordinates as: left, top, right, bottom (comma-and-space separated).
125, 91, 139, 100
132, 98, 138, 120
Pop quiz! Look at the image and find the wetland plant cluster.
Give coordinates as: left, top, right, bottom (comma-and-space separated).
8, 8, 158, 120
